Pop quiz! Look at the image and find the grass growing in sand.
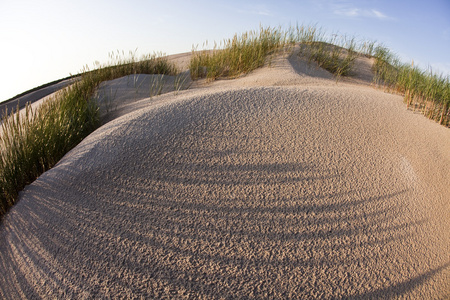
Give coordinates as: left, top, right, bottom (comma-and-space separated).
0, 86, 99, 214
189, 26, 295, 80
189, 25, 370, 80
300, 37, 358, 78
189, 25, 449, 125
373, 46, 450, 125
0, 53, 177, 216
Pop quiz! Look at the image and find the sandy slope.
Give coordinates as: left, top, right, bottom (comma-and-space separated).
0, 49, 449, 299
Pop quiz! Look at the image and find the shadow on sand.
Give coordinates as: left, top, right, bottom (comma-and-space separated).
1, 89, 448, 298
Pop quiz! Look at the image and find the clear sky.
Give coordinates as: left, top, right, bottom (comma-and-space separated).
1, 0, 449, 102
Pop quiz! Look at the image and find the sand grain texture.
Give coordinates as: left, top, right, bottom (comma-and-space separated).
0, 52, 449, 299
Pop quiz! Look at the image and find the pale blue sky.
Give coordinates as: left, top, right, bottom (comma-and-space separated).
1, 0, 449, 102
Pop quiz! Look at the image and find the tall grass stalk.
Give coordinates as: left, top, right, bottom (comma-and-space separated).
174, 72, 191, 95
97, 86, 119, 115
149, 74, 165, 97
0, 53, 178, 217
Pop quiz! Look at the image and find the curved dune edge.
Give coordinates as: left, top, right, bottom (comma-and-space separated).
0, 55, 449, 298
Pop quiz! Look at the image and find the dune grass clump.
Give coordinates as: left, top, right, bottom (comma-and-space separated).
300, 37, 358, 77
373, 46, 450, 126
189, 26, 296, 80
84, 50, 178, 89
0, 85, 99, 215
0, 53, 177, 216
297, 27, 378, 78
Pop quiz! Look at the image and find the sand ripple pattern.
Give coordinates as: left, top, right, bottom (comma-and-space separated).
1, 86, 449, 299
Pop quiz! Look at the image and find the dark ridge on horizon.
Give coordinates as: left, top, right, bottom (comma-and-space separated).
1, 74, 77, 105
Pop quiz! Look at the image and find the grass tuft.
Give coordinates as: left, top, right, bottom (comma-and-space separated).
300, 38, 358, 78
189, 26, 294, 80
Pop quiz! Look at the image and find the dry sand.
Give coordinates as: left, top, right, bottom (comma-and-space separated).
0, 49, 449, 299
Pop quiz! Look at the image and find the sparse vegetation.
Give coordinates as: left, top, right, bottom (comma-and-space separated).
189, 26, 295, 80
189, 25, 366, 80
0, 53, 177, 216
373, 45, 450, 126
190, 25, 449, 125
0, 85, 99, 215
174, 72, 191, 95
300, 39, 358, 77
149, 74, 166, 97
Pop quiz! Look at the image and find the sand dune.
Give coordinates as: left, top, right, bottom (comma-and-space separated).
0, 50, 449, 299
